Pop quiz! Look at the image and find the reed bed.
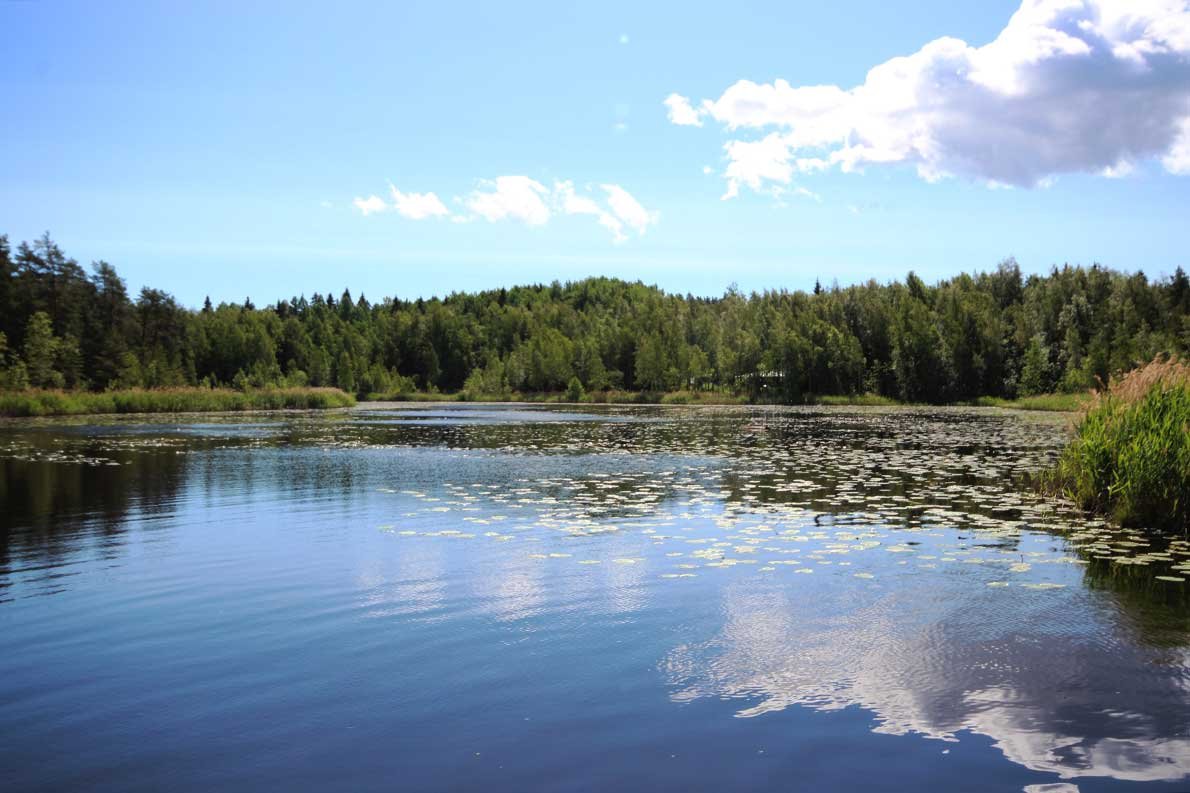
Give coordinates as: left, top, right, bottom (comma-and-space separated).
974, 392, 1090, 412
1051, 357, 1190, 532
0, 387, 355, 417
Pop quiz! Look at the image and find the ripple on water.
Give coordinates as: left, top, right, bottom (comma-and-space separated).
1, 404, 1189, 791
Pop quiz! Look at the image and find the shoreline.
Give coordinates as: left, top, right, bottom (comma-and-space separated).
0, 387, 356, 418
0, 387, 1089, 418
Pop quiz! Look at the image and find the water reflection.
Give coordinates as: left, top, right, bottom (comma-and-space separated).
3, 404, 1190, 790
665, 578, 1190, 783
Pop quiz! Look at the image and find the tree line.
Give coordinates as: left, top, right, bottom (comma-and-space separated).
1, 232, 1188, 403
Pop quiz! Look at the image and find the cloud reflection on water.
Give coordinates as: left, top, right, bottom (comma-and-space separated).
664, 581, 1190, 783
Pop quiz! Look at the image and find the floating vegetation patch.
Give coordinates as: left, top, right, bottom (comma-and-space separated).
357, 405, 1190, 600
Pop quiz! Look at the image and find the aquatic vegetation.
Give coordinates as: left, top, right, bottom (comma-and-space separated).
1051, 357, 1190, 532
0, 387, 355, 417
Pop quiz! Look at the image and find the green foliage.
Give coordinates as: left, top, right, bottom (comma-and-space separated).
23, 312, 63, 388
2, 235, 1190, 406
460, 356, 509, 401
565, 376, 586, 402
0, 331, 30, 390
1051, 359, 1190, 531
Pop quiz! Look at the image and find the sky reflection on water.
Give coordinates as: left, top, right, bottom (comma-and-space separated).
2, 405, 1190, 792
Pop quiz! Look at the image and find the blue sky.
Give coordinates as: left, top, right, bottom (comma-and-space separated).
2, 0, 1188, 307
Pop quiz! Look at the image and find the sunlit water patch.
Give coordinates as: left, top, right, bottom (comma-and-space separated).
2, 404, 1189, 792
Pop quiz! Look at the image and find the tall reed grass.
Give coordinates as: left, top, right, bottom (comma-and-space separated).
1051, 357, 1190, 532
0, 387, 355, 417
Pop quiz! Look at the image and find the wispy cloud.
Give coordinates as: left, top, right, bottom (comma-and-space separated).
352, 195, 387, 216
355, 176, 657, 242
352, 186, 449, 220
669, 0, 1190, 196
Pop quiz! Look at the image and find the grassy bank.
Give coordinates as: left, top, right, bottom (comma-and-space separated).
366, 389, 747, 405
812, 393, 902, 407
972, 392, 1091, 412
363, 389, 1086, 410
0, 387, 356, 417
1050, 358, 1190, 532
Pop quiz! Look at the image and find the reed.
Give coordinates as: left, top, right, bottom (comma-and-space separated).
974, 392, 1090, 412
0, 387, 355, 417
1050, 357, 1190, 532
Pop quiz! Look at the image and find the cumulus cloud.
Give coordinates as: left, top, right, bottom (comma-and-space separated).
669, 0, 1190, 194
389, 185, 449, 219
355, 176, 655, 242
463, 175, 552, 225
663, 93, 703, 127
1165, 118, 1190, 173
352, 195, 387, 216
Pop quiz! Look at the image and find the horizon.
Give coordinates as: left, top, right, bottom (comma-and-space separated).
10, 230, 1180, 312
3, 0, 1190, 306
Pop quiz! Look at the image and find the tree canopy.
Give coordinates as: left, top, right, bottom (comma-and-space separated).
2, 233, 1187, 402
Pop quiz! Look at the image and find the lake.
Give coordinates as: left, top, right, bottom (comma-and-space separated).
2, 404, 1190, 792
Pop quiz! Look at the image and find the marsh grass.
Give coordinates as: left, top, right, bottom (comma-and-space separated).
974, 393, 1090, 412
365, 389, 1084, 409
0, 387, 355, 417
1050, 357, 1190, 532
814, 393, 902, 407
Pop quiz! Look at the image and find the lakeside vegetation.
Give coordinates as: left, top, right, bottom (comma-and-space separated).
0, 387, 354, 417
972, 392, 1091, 412
1, 233, 1188, 409
377, 387, 1077, 409
1051, 358, 1190, 532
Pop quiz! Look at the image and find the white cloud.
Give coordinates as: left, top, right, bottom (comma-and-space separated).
352, 195, 387, 216
388, 184, 449, 219
671, 0, 1190, 194
663, 93, 704, 127
464, 175, 552, 225
356, 176, 656, 242
556, 180, 626, 242
721, 133, 796, 199
1165, 118, 1190, 174
602, 183, 657, 235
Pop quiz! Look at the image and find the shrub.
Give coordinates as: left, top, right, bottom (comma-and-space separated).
565, 376, 586, 403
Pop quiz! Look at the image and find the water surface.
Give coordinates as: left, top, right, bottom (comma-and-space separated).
3, 404, 1190, 792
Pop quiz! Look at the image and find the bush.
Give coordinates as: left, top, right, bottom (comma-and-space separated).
564, 376, 586, 402
1051, 357, 1190, 532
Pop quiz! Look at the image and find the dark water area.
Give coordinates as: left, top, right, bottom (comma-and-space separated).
2, 404, 1190, 792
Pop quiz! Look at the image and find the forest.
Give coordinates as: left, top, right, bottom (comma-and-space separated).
1, 232, 1188, 404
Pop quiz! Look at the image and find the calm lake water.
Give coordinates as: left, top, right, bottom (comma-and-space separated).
3, 404, 1190, 792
